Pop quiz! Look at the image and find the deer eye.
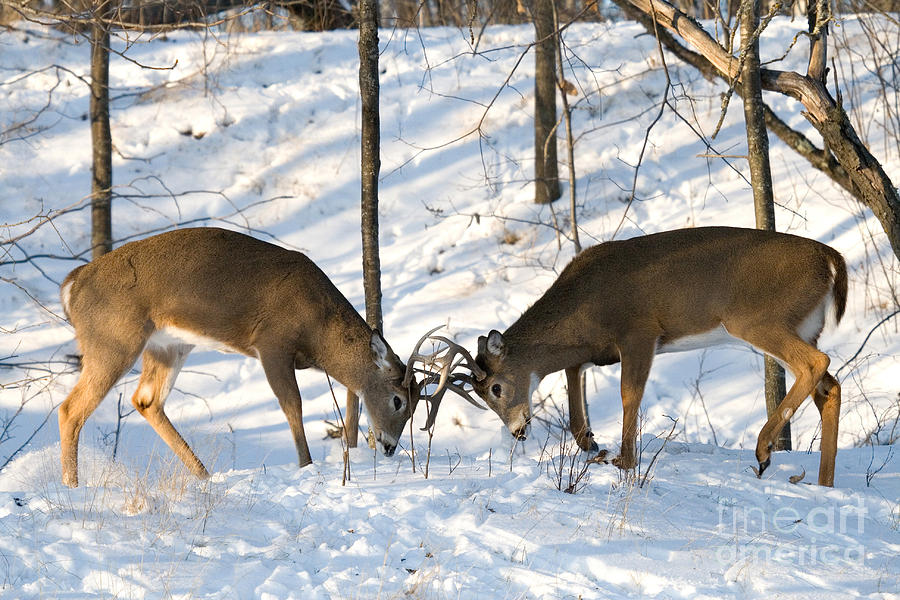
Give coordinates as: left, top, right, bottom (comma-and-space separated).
491, 384, 502, 398
393, 395, 403, 411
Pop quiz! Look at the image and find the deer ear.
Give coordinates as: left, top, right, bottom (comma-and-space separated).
485, 330, 505, 358
370, 330, 394, 371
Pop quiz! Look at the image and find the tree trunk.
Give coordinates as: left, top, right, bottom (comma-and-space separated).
533, 0, 560, 204
90, 1, 112, 260
740, 0, 791, 451
617, 0, 900, 262
347, 0, 384, 448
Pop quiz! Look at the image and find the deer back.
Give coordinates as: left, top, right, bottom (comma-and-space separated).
507, 227, 846, 359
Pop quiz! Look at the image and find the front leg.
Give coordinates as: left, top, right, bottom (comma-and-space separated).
612, 336, 657, 470
261, 350, 313, 468
566, 366, 598, 452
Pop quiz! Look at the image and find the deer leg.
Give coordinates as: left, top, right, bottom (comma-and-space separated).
812, 372, 841, 487
755, 353, 829, 478
258, 352, 312, 468
737, 326, 830, 480
59, 358, 132, 487
566, 366, 598, 452
613, 337, 657, 471
59, 339, 145, 488
131, 344, 209, 479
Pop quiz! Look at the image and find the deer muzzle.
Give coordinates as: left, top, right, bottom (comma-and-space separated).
378, 433, 398, 457
507, 408, 531, 441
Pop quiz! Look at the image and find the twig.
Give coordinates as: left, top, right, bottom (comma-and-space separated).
639, 415, 678, 488
0, 400, 59, 473
613, 0, 672, 239
836, 309, 900, 380
325, 374, 350, 486
866, 445, 893, 487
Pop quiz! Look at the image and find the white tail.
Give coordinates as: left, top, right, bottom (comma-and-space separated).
466, 227, 847, 486
58, 227, 413, 487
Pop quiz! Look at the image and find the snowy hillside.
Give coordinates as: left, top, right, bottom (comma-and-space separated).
1, 16, 898, 598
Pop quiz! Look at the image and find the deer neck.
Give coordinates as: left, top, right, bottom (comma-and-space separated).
504, 319, 601, 379
310, 307, 375, 397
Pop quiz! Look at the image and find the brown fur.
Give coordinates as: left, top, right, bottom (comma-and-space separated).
473, 227, 846, 486
58, 227, 411, 487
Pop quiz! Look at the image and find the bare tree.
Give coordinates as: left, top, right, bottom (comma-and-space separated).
90, 0, 113, 259
532, 0, 561, 204
739, 0, 790, 450
615, 0, 900, 262
345, 0, 384, 448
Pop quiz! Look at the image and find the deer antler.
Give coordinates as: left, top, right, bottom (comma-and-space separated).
405, 326, 487, 430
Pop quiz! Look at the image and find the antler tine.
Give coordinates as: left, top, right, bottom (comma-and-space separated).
406, 329, 473, 388
418, 336, 484, 403
428, 336, 486, 381
421, 384, 451, 431
403, 324, 445, 389
444, 373, 487, 409
420, 376, 487, 430
407, 326, 489, 430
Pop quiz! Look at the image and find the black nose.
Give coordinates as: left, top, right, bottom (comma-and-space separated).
512, 427, 528, 441
382, 443, 396, 457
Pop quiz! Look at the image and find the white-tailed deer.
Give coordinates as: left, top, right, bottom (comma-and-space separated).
462, 227, 847, 486
58, 227, 413, 487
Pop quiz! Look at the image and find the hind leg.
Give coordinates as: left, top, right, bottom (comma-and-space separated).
734, 325, 830, 480
131, 344, 208, 479
614, 335, 657, 470
59, 348, 143, 487
813, 372, 840, 487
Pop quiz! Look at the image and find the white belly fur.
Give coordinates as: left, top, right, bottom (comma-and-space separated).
657, 324, 742, 354
656, 292, 831, 365
146, 325, 238, 354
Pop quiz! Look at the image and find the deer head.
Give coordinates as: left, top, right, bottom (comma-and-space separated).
471, 329, 536, 440
362, 330, 412, 456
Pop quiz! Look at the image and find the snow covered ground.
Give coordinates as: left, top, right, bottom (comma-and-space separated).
1, 15, 898, 599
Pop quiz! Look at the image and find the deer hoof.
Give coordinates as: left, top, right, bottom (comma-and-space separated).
577, 431, 599, 452
611, 454, 636, 470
